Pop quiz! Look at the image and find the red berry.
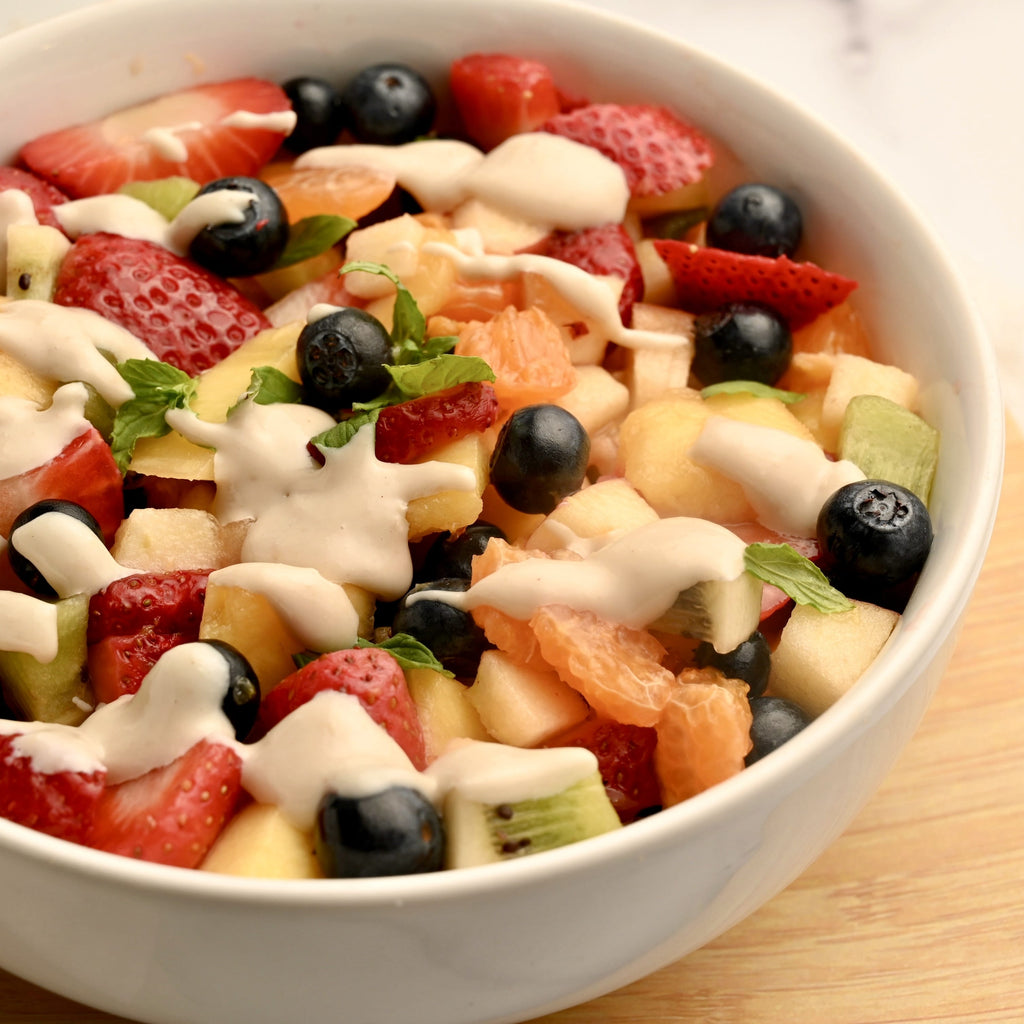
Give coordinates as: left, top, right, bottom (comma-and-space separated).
541, 103, 714, 198
653, 241, 858, 329
87, 570, 211, 643
450, 53, 562, 151
87, 631, 192, 705
257, 648, 427, 770
19, 77, 292, 199
0, 167, 69, 230
0, 733, 106, 842
374, 381, 499, 464
53, 233, 271, 375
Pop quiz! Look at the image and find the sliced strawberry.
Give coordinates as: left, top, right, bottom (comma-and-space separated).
730, 522, 822, 619
54, 233, 271, 375
87, 630, 191, 705
257, 648, 426, 770
0, 166, 70, 231
541, 103, 714, 198
88, 738, 242, 868
374, 381, 499, 465
0, 425, 123, 544
533, 223, 643, 325
546, 716, 661, 823
450, 53, 562, 151
19, 77, 292, 199
0, 733, 106, 842
87, 570, 211, 643
653, 241, 858, 329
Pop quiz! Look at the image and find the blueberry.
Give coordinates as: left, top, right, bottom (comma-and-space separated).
489, 404, 590, 514
296, 307, 394, 410
341, 63, 436, 145
282, 76, 346, 153
315, 785, 444, 877
7, 500, 103, 597
200, 639, 261, 741
695, 631, 771, 700
746, 696, 811, 765
188, 176, 288, 278
817, 480, 933, 602
706, 183, 803, 258
692, 302, 792, 386
419, 521, 507, 581
391, 578, 490, 680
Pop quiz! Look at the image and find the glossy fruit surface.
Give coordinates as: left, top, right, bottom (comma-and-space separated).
200, 639, 261, 741
419, 521, 507, 581
817, 479, 933, 598
746, 695, 811, 765
315, 785, 444, 878
391, 579, 490, 680
695, 630, 771, 700
489, 404, 590, 514
188, 176, 288, 278
282, 76, 345, 153
7, 499, 103, 597
692, 302, 792, 386
341, 63, 436, 145
706, 183, 803, 258
296, 307, 393, 410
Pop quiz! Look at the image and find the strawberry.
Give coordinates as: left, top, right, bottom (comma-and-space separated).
53, 234, 272, 375
87, 630, 192, 705
653, 241, 858, 329
256, 647, 427, 770
533, 223, 643, 325
450, 53, 562, 151
546, 716, 662, 823
0, 166, 69, 231
88, 738, 243, 868
541, 103, 714, 198
375, 381, 499, 464
0, 425, 123, 544
19, 77, 292, 199
730, 522, 822, 619
87, 570, 211, 643
0, 733, 106, 842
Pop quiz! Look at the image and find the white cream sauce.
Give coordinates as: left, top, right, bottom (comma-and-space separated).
690, 416, 866, 537
0, 382, 93, 480
0, 188, 39, 286
138, 109, 297, 163
0, 591, 59, 662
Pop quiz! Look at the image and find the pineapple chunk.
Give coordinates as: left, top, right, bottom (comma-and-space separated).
406, 434, 489, 542
555, 365, 629, 436
450, 198, 548, 254
112, 508, 241, 571
634, 238, 678, 306
0, 347, 56, 406
199, 583, 306, 692
479, 485, 547, 545
201, 803, 322, 879
406, 667, 491, 762
620, 392, 755, 523
624, 302, 694, 408
703, 390, 817, 442
468, 650, 589, 747
769, 599, 900, 717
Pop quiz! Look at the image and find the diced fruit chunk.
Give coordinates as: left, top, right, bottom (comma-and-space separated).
201, 802, 322, 879
405, 666, 491, 762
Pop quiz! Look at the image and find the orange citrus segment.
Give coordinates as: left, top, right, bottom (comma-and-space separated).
435, 278, 523, 323
791, 300, 871, 357
259, 162, 397, 222
529, 604, 674, 728
654, 668, 752, 806
454, 305, 576, 411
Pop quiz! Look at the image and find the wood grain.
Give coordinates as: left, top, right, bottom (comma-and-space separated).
2, 428, 1022, 1024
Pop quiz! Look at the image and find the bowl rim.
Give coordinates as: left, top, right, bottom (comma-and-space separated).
0, 0, 1006, 907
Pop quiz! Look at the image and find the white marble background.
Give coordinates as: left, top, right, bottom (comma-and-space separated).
3, 0, 1022, 426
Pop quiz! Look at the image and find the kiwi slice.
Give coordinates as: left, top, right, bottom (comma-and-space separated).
444, 769, 621, 869
5, 223, 71, 301
0, 593, 92, 725
838, 395, 939, 505
118, 177, 200, 220
648, 571, 762, 654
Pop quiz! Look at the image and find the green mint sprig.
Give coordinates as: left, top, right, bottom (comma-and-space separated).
744, 542, 853, 613
293, 633, 452, 677
273, 215, 356, 270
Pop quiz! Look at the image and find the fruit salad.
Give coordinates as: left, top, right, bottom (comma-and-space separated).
0, 52, 939, 878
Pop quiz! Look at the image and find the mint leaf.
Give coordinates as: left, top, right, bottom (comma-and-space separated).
744, 542, 854, 613
355, 634, 453, 676
309, 409, 380, 450
273, 215, 355, 270
233, 365, 303, 411
353, 354, 495, 413
701, 380, 806, 404
110, 359, 198, 472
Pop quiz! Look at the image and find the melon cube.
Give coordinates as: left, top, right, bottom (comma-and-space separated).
555, 365, 630, 436
406, 667, 491, 762
201, 803, 322, 879
624, 302, 694, 408
112, 508, 240, 571
468, 650, 590, 747
406, 433, 489, 542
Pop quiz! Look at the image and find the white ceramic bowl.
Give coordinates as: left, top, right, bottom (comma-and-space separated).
0, 1, 1004, 1022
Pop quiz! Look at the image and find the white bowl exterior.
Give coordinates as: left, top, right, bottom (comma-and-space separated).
0, 1, 1003, 1023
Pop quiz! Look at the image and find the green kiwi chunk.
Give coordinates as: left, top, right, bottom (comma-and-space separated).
5, 223, 71, 301
647, 571, 762, 654
118, 177, 200, 220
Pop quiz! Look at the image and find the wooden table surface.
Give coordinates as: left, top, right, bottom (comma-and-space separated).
2, 428, 1022, 1024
